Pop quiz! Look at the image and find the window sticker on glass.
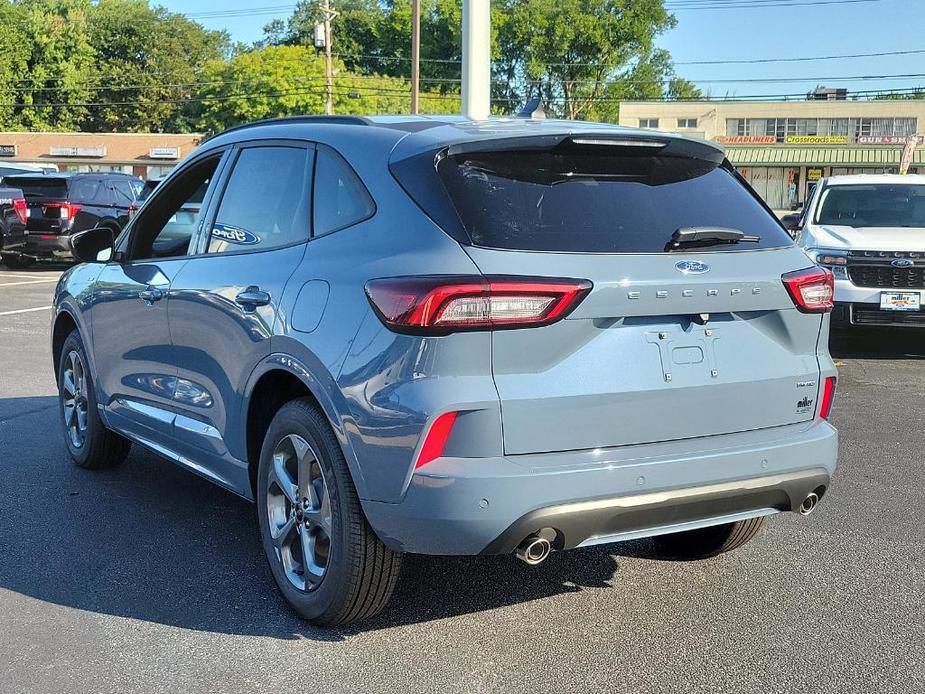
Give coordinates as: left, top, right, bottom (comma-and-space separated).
211, 222, 260, 246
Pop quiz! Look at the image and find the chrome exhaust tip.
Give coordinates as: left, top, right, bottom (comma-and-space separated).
515, 535, 552, 565
799, 492, 820, 516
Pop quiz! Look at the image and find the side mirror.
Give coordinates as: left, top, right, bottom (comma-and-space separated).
780, 213, 802, 232
70, 226, 116, 263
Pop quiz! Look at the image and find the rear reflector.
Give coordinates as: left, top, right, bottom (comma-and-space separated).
819, 376, 836, 420
12, 198, 27, 225
365, 276, 592, 334
415, 411, 458, 469
782, 267, 834, 313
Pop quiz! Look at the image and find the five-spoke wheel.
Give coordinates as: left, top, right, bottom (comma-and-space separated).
266, 433, 333, 592
61, 349, 89, 449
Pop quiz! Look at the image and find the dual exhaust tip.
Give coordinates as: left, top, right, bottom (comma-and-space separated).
516, 492, 822, 564
799, 491, 820, 516
515, 534, 552, 565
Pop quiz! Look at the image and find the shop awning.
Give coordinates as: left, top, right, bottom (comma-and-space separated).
724, 146, 925, 166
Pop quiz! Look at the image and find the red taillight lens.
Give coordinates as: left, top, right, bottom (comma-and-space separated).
12, 197, 27, 225
127, 203, 139, 220
365, 276, 592, 334
819, 376, 836, 420
415, 411, 458, 469
782, 267, 834, 313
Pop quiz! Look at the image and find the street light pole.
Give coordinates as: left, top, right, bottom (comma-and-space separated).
411, 0, 421, 114
461, 0, 490, 120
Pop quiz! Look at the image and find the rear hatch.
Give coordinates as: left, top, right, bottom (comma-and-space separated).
399, 133, 827, 455
5, 176, 70, 233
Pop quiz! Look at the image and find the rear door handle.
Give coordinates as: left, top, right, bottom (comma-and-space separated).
235, 286, 271, 310
139, 286, 164, 304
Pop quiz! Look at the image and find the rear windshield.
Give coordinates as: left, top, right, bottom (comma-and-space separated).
4, 176, 68, 199
815, 184, 925, 228
436, 149, 792, 253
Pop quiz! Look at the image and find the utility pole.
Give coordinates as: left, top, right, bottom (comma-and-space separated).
410, 0, 421, 114
461, 0, 490, 120
321, 0, 336, 115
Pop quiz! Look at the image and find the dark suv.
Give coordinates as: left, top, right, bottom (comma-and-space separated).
3, 172, 142, 266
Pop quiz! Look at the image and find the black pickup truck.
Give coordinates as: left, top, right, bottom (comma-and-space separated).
0, 185, 28, 268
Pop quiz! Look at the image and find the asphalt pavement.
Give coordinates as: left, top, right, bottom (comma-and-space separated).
1, 264, 923, 694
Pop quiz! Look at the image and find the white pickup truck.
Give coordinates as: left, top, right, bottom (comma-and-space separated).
784, 174, 925, 328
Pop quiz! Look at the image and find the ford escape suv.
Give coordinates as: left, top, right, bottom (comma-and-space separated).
53, 115, 838, 626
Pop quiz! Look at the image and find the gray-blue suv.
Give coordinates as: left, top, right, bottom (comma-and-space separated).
53, 115, 839, 625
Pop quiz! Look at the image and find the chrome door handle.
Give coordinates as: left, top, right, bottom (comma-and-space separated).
235, 286, 270, 310
138, 286, 164, 304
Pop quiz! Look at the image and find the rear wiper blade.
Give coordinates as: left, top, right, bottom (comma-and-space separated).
666, 227, 760, 251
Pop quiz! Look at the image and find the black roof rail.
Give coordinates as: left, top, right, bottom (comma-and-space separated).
209, 115, 371, 141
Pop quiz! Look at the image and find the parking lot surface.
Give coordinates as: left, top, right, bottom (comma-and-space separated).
1, 265, 923, 694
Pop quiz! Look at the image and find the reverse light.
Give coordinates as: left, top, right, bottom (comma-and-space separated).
782, 267, 834, 313
819, 376, 837, 420
365, 276, 592, 334
12, 197, 27, 225
415, 411, 458, 469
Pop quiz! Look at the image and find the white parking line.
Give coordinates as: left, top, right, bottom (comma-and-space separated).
0, 279, 59, 287
0, 305, 52, 316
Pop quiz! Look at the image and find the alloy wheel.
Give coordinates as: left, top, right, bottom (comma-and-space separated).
266, 433, 333, 592
61, 350, 90, 449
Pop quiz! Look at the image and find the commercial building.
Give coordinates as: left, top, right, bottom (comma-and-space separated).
618, 98, 925, 210
0, 131, 201, 179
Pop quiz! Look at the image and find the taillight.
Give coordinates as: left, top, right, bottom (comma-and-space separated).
782, 267, 834, 313
12, 197, 27, 225
365, 276, 592, 334
819, 376, 836, 420
415, 411, 458, 469
127, 203, 140, 220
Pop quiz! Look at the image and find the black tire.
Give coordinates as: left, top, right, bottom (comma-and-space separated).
256, 398, 401, 626
2, 253, 34, 269
652, 517, 766, 559
57, 330, 131, 469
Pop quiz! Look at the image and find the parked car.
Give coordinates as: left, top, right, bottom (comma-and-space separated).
0, 162, 58, 178
3, 172, 142, 267
53, 116, 839, 626
0, 184, 28, 266
786, 174, 925, 328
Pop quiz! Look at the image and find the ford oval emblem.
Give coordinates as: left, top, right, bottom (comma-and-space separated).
675, 260, 710, 275
891, 258, 914, 268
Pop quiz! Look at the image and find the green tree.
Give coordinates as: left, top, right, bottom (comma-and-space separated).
196, 45, 456, 132
15, 0, 96, 130
0, 3, 32, 128
86, 0, 230, 132
495, 0, 688, 120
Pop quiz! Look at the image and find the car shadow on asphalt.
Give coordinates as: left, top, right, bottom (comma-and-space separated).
0, 395, 626, 642
828, 328, 925, 360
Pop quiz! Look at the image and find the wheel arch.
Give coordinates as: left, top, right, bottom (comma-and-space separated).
51, 306, 81, 384
242, 353, 366, 500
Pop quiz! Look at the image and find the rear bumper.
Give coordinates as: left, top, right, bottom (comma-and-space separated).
22, 232, 72, 259
362, 420, 838, 555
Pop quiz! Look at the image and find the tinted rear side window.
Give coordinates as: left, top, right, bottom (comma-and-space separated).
436, 149, 791, 253
69, 178, 102, 202
5, 177, 68, 199
313, 147, 375, 237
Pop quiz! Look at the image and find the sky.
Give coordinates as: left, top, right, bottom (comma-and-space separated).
158, 0, 925, 101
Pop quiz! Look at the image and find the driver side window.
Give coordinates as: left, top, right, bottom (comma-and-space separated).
129, 155, 221, 261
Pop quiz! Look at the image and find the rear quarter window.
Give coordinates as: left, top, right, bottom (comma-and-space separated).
436, 148, 792, 253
